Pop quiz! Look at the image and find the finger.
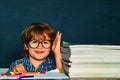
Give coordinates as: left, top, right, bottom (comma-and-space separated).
54, 32, 59, 44
56, 32, 62, 46
20, 65, 26, 73
57, 32, 62, 44
12, 68, 18, 73
52, 32, 59, 47
12, 67, 21, 74
12, 64, 26, 74
17, 64, 26, 73
15, 67, 22, 74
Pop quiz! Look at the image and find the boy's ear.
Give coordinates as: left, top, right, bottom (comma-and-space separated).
24, 44, 28, 50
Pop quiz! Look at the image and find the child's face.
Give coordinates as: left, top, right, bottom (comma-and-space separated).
24, 34, 52, 61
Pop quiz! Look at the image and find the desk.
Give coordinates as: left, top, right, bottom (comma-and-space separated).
1, 68, 120, 80
70, 78, 120, 80
0, 68, 69, 80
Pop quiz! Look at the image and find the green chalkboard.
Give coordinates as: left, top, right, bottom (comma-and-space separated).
0, 0, 120, 67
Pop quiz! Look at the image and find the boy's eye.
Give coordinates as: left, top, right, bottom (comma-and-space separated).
43, 41, 49, 44
31, 40, 38, 43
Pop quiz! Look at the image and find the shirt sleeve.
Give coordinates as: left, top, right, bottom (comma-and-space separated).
7, 59, 23, 72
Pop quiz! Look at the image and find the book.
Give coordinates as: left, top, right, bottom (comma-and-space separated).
69, 44, 120, 78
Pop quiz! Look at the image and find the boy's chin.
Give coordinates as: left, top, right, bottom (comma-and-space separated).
34, 56, 46, 61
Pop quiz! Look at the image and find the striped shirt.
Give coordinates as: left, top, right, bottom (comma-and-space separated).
8, 57, 56, 72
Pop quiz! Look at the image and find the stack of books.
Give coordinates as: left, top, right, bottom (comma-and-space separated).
61, 46, 71, 76
69, 45, 120, 78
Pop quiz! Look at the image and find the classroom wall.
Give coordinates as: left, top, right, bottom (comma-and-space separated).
0, 0, 120, 67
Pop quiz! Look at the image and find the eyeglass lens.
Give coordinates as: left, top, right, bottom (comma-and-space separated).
29, 40, 51, 49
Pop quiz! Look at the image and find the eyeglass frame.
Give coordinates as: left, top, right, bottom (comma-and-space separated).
28, 39, 52, 49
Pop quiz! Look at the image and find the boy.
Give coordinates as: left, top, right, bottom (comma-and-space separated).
8, 22, 63, 73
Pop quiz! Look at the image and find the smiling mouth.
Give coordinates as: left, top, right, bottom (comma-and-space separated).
34, 51, 44, 54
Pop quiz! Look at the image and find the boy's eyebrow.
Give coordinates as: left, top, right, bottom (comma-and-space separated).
31, 39, 51, 41
32, 35, 50, 40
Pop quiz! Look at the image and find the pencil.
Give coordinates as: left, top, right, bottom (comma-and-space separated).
25, 72, 45, 75
0, 72, 8, 76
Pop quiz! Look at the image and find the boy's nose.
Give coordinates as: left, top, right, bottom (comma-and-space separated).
37, 43, 43, 48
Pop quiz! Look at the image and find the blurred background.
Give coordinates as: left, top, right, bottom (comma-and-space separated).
0, 0, 120, 67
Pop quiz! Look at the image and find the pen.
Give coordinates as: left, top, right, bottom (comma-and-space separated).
0, 72, 11, 76
10, 71, 22, 75
25, 72, 45, 75
19, 75, 34, 78
0, 72, 7, 76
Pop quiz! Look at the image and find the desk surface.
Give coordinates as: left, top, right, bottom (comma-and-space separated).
2, 68, 120, 80
0, 68, 69, 80
70, 78, 120, 80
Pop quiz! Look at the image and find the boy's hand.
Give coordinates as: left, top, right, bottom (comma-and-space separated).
12, 64, 26, 74
52, 32, 63, 69
52, 32, 62, 55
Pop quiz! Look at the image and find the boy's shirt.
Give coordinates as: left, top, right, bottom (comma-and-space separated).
8, 57, 56, 72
